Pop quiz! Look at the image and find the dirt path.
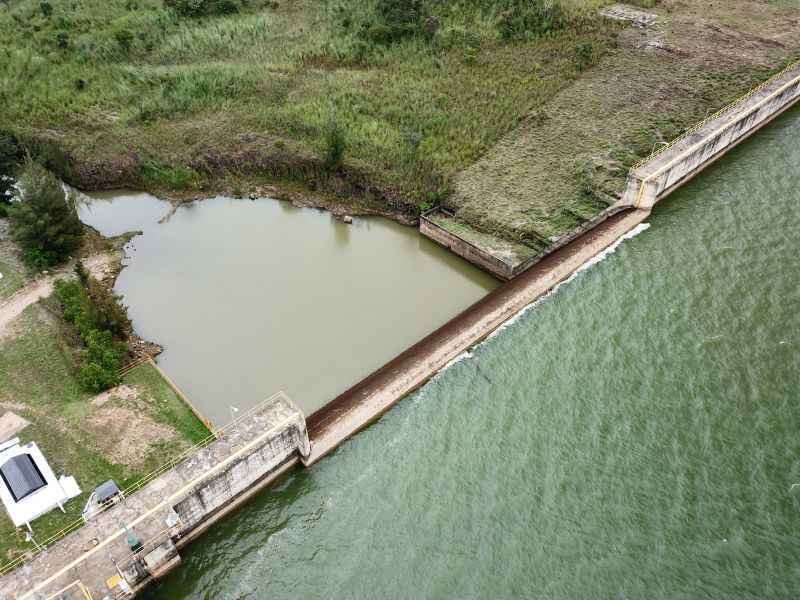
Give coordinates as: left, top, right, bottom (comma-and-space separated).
0, 254, 115, 340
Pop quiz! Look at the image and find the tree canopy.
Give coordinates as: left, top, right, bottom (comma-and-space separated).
9, 162, 84, 268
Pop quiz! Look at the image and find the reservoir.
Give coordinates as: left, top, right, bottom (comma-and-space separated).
139, 107, 800, 599
77, 195, 497, 424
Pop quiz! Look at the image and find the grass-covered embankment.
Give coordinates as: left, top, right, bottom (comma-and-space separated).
2, 0, 798, 255
0, 0, 623, 212
0, 301, 209, 562
448, 1, 800, 253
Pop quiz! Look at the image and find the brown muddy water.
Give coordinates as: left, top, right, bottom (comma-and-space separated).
77, 193, 497, 424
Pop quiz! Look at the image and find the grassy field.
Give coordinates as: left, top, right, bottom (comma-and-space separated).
0, 302, 208, 563
448, 1, 800, 251
1, 0, 798, 254
0, 0, 631, 209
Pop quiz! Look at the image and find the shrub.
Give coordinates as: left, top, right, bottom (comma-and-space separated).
54, 275, 130, 393
376, 0, 423, 28
79, 360, 121, 393
358, 0, 425, 45
114, 28, 135, 52
75, 263, 132, 339
40, 1, 53, 17
165, 0, 206, 17
80, 329, 124, 392
8, 163, 84, 269
497, 0, 566, 40
165, 0, 243, 17
575, 42, 593, 71
323, 121, 347, 169
216, 0, 239, 14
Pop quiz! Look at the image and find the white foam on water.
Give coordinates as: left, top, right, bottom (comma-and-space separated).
486, 222, 651, 340
428, 222, 652, 381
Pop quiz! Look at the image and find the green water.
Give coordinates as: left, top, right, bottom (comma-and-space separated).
148, 109, 800, 599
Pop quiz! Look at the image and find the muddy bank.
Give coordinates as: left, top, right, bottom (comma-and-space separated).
21, 132, 420, 227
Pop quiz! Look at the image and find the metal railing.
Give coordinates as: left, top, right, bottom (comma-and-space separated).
0, 392, 286, 578
630, 58, 800, 208
45, 579, 93, 600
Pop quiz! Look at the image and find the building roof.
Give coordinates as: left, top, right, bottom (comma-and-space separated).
95, 480, 120, 503
0, 439, 81, 528
0, 454, 46, 502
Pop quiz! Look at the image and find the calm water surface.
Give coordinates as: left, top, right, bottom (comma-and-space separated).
78, 196, 497, 423
140, 109, 800, 599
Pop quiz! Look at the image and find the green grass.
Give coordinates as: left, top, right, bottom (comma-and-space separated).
123, 361, 211, 442
0, 0, 623, 207
0, 257, 25, 300
1, 0, 796, 254
0, 303, 208, 563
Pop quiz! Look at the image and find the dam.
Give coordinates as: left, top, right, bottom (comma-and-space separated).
146, 102, 800, 600
1, 68, 798, 598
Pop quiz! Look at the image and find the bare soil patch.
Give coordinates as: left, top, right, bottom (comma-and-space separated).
91, 384, 140, 407
0, 252, 116, 340
0, 412, 30, 443
84, 406, 182, 469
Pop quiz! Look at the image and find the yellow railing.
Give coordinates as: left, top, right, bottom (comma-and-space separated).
0, 392, 284, 578
45, 579, 93, 600
630, 58, 800, 209
629, 57, 800, 173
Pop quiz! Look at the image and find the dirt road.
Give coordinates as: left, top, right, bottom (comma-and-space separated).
0, 254, 115, 339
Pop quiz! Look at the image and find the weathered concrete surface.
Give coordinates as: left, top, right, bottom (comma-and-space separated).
421, 206, 631, 280
420, 210, 521, 280
599, 4, 657, 27
306, 208, 651, 465
621, 60, 800, 209
0, 392, 309, 600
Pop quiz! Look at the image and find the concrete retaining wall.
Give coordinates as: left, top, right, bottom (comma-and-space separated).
622, 61, 800, 208
510, 205, 629, 276
173, 425, 307, 532
420, 214, 514, 279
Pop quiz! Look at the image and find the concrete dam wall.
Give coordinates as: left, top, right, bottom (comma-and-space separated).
422, 60, 800, 280
621, 60, 800, 209
3, 56, 799, 600
0, 393, 309, 600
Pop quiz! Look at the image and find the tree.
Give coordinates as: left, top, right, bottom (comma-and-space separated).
8, 162, 84, 268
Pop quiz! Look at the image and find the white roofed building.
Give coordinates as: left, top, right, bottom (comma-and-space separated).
0, 438, 81, 531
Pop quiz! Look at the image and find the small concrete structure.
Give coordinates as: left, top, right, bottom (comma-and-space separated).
599, 4, 656, 27
0, 438, 80, 530
420, 208, 525, 280
82, 480, 122, 521
0, 392, 310, 600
